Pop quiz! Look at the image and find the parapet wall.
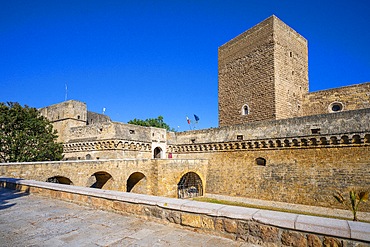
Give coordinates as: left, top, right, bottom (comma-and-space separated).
172, 108, 370, 145
1, 178, 369, 245
303, 82, 370, 116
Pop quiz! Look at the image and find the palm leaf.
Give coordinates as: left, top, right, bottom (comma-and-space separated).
359, 191, 369, 202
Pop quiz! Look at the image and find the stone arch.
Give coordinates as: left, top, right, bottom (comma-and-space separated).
126, 172, 147, 194
87, 171, 113, 189
177, 172, 203, 199
46, 176, 73, 185
153, 147, 162, 159
352, 134, 361, 144
364, 134, 370, 144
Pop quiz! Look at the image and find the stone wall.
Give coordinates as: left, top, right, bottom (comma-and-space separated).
169, 109, 370, 212
218, 16, 276, 126
171, 108, 370, 145
218, 16, 308, 127
171, 143, 370, 212
39, 100, 87, 142
303, 82, 370, 116
0, 159, 208, 198
1, 178, 369, 246
273, 16, 308, 120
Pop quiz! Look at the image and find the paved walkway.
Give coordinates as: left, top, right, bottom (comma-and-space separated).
0, 188, 259, 247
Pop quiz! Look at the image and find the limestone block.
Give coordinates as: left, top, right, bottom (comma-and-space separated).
217, 205, 259, 220
223, 218, 238, 233
296, 215, 350, 238
348, 221, 370, 242
281, 230, 307, 247
249, 222, 279, 243
181, 213, 202, 228
201, 216, 215, 230
180, 200, 225, 216
253, 209, 296, 229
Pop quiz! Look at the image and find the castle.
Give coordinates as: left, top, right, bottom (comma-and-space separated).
39, 16, 370, 210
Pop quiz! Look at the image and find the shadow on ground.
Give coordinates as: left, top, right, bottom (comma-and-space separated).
0, 178, 29, 210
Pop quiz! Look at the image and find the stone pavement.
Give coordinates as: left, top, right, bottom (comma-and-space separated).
0, 188, 259, 247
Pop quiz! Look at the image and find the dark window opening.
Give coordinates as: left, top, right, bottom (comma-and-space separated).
129, 130, 135, 134
242, 104, 249, 115
237, 135, 243, 140
256, 157, 267, 166
46, 176, 73, 185
311, 128, 321, 134
154, 147, 162, 159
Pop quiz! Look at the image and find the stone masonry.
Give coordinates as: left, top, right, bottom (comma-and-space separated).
24, 15, 368, 212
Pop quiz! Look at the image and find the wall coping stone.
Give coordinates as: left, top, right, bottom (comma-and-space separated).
1, 177, 369, 242
0, 158, 208, 166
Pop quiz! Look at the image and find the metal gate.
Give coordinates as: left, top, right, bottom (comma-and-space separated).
177, 172, 203, 199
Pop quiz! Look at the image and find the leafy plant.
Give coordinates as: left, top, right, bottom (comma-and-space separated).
128, 116, 175, 131
0, 102, 63, 162
333, 190, 369, 221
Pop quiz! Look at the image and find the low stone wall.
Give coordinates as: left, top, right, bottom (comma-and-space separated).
1, 178, 369, 246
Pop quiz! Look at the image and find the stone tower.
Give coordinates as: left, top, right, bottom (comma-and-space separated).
218, 15, 308, 127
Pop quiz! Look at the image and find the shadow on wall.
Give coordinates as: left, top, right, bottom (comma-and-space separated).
87, 171, 113, 189
0, 178, 30, 211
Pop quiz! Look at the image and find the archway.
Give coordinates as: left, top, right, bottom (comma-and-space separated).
127, 172, 147, 194
46, 176, 73, 185
87, 171, 113, 189
177, 172, 203, 199
153, 147, 162, 159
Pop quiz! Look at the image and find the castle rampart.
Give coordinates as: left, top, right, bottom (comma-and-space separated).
303, 82, 370, 116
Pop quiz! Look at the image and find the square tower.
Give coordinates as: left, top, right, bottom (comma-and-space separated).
218, 16, 308, 127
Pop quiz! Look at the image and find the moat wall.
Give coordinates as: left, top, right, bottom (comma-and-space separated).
173, 145, 370, 212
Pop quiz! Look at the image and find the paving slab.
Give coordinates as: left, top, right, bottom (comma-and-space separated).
0, 188, 258, 246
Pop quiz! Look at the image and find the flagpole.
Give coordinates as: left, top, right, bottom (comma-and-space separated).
65, 84, 68, 101
186, 116, 192, 130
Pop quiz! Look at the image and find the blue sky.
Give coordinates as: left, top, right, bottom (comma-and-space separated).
1, 1, 369, 131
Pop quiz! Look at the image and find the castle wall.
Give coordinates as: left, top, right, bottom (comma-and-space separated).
39, 100, 87, 142
218, 16, 309, 127
172, 145, 370, 212
169, 109, 370, 211
273, 17, 308, 120
87, 111, 111, 125
171, 108, 370, 145
303, 82, 370, 116
218, 16, 276, 126
61, 122, 167, 160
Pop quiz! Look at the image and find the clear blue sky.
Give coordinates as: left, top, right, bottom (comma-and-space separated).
1, 1, 369, 131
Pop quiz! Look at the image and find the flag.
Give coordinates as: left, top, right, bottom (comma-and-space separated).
194, 114, 200, 122
186, 116, 191, 124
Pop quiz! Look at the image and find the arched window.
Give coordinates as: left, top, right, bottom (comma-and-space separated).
242, 104, 250, 115
153, 147, 162, 159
